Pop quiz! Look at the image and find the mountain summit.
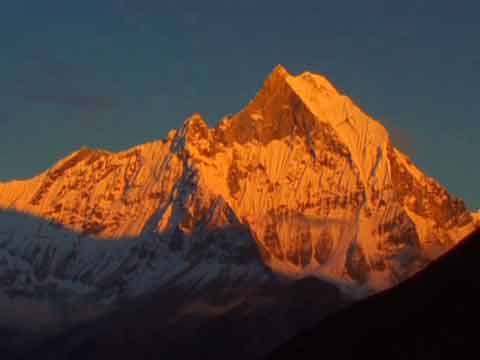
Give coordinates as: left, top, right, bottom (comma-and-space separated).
0, 65, 475, 302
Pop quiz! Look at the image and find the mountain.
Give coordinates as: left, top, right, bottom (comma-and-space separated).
0, 65, 474, 292
267, 227, 480, 360
0, 65, 476, 357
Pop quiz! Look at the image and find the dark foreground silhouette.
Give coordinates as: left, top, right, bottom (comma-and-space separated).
16, 277, 346, 360
268, 228, 480, 360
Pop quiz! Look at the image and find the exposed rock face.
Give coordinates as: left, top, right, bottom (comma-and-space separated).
0, 64, 475, 307
474, 211, 480, 227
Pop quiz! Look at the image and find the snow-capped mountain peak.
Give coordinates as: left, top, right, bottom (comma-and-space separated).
0, 65, 475, 307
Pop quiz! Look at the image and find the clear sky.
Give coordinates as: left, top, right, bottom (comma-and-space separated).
1, 0, 479, 208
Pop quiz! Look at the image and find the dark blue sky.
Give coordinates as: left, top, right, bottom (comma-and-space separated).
1, 0, 479, 208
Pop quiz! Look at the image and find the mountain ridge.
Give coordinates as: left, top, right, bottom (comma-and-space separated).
0, 65, 475, 295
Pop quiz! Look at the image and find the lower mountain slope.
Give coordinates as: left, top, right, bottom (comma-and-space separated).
18, 275, 350, 360
0, 208, 271, 354
267, 228, 480, 360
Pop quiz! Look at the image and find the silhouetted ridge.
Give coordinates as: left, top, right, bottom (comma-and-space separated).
267, 228, 480, 360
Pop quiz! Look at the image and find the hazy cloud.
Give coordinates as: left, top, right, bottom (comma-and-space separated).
387, 124, 418, 155
5, 58, 117, 115
25, 95, 116, 111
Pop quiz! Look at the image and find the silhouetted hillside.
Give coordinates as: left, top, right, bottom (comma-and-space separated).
20, 276, 348, 360
268, 228, 480, 360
